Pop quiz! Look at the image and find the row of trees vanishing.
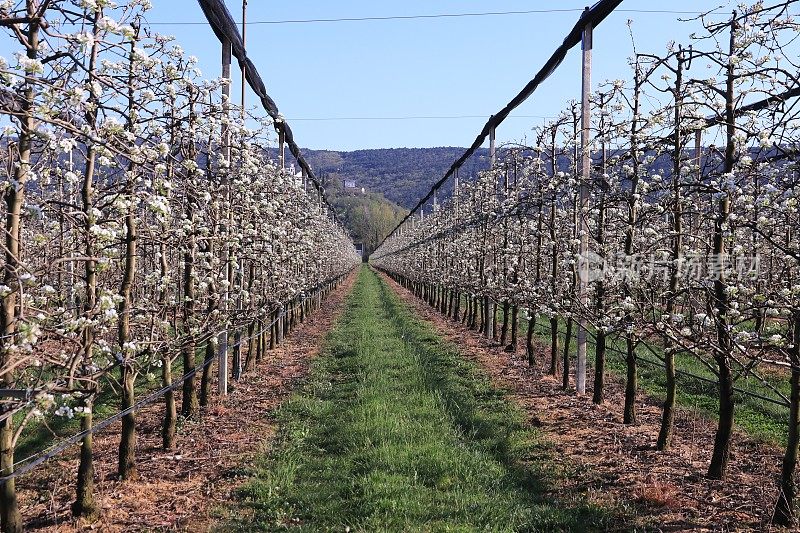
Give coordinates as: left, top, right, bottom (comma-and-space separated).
373, 2, 800, 525
0, 1, 360, 531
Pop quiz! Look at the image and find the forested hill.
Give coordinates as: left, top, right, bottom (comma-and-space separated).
323, 180, 407, 256
301, 147, 491, 209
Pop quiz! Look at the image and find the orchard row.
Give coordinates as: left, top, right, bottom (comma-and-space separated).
0, 1, 360, 530
373, 3, 800, 526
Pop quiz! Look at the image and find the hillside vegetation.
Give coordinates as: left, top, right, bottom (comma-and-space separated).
324, 180, 407, 255
304, 147, 490, 209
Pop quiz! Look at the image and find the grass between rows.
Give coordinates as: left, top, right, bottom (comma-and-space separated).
434, 293, 787, 444
227, 266, 615, 531
521, 317, 788, 446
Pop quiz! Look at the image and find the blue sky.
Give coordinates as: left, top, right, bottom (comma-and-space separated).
12, 1, 738, 150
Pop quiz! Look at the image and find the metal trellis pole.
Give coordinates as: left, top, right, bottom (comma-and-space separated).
576, 8, 592, 395
218, 38, 232, 396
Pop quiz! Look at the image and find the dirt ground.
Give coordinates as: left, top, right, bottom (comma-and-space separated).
381, 272, 787, 532
16, 271, 357, 532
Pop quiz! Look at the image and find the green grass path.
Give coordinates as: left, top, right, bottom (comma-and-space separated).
228, 266, 612, 532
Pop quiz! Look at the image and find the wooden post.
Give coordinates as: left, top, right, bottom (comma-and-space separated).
218, 38, 232, 396
576, 9, 592, 395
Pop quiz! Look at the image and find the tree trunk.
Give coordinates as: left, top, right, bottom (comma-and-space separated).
659, 51, 686, 450
118, 364, 137, 480
72, 404, 99, 520
277, 304, 285, 345
181, 92, 200, 419
0, 417, 21, 533
181, 336, 198, 418
500, 301, 510, 346
708, 355, 734, 479
562, 317, 573, 390
0, 112, 24, 533
162, 355, 176, 449
0, 12, 38, 531
76, 13, 102, 511
506, 305, 518, 353
479, 297, 485, 332
623, 334, 637, 424
256, 320, 264, 362
262, 320, 269, 355
549, 317, 559, 377
469, 296, 476, 327
199, 340, 214, 407
492, 301, 499, 340
448, 290, 455, 317
592, 330, 606, 404
592, 152, 608, 405
708, 20, 737, 480
622, 55, 643, 428
657, 346, 677, 450
773, 314, 800, 526
115, 240, 136, 474
116, 30, 141, 483
270, 310, 276, 349
526, 315, 536, 367
244, 320, 256, 370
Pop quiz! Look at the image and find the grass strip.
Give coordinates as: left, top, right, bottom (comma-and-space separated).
522, 316, 789, 445
230, 267, 614, 531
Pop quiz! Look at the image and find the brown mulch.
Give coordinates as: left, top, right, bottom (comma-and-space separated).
17, 271, 358, 532
381, 272, 786, 532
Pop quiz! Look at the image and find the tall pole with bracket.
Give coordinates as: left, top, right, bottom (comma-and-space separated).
576, 8, 592, 395
218, 36, 232, 395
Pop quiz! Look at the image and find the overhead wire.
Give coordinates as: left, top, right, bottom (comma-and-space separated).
149, 8, 710, 26
286, 114, 557, 122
